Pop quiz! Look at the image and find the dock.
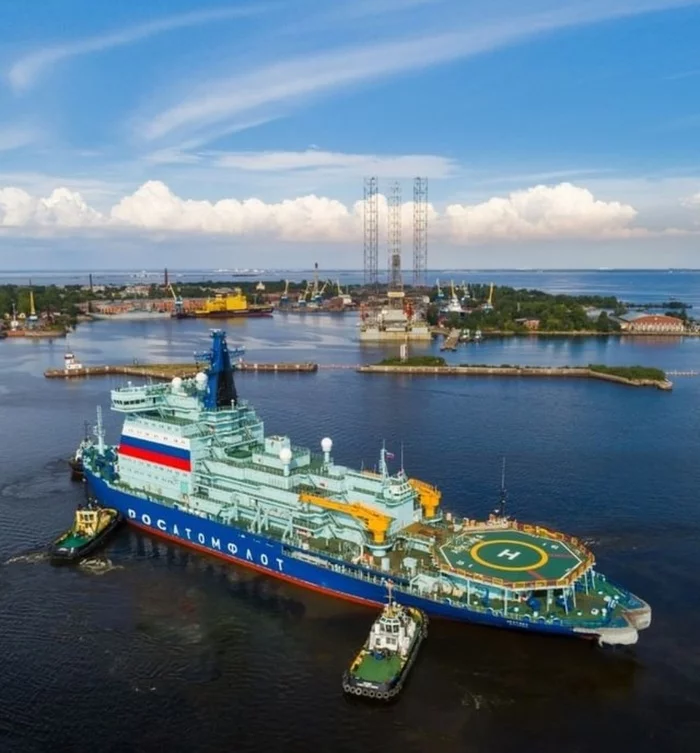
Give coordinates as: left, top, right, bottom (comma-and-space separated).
439, 329, 460, 351
44, 361, 318, 379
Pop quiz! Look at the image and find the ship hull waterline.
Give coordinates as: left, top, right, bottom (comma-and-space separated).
173, 308, 273, 319
86, 471, 637, 645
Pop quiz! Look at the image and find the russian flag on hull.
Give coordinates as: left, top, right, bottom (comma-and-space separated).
118, 434, 191, 471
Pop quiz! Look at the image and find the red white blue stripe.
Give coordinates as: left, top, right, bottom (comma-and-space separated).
118, 429, 191, 471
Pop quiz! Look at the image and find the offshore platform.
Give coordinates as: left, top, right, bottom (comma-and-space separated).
359, 178, 431, 341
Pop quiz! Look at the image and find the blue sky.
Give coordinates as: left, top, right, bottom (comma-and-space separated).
1, 0, 700, 269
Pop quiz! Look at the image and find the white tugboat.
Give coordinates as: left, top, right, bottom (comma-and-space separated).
63, 350, 84, 373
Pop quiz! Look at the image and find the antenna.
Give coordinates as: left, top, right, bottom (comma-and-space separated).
496, 457, 507, 518
385, 579, 394, 604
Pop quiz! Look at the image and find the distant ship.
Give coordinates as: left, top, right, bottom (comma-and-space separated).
90, 310, 170, 321
82, 330, 650, 646
173, 288, 272, 319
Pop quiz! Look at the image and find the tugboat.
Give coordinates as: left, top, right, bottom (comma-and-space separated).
68, 423, 91, 481
342, 582, 427, 700
49, 498, 122, 564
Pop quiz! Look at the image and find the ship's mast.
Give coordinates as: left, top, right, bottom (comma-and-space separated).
379, 440, 388, 478
95, 405, 105, 454
196, 330, 244, 410
495, 456, 507, 518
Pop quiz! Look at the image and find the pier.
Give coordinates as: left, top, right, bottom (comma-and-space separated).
440, 328, 460, 351
357, 364, 673, 390
44, 361, 318, 379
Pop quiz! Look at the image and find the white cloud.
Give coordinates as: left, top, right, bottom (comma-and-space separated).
140, 0, 700, 144
0, 124, 39, 152
682, 192, 700, 208
0, 186, 102, 227
444, 183, 640, 241
163, 149, 457, 179
110, 181, 355, 241
0, 179, 657, 244
7, 5, 270, 91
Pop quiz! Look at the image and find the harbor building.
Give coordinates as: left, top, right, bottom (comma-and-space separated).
616, 313, 686, 333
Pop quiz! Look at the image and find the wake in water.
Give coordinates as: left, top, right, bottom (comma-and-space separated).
79, 557, 123, 575
4, 550, 122, 575
3, 550, 47, 565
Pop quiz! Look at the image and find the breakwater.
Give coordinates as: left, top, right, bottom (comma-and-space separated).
4, 329, 67, 339
358, 364, 673, 390
44, 361, 318, 379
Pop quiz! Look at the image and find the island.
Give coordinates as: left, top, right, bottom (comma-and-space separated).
428, 283, 694, 336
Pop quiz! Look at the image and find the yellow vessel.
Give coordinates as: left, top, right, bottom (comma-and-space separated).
190, 288, 273, 318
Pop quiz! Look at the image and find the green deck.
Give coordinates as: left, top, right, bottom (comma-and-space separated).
353, 652, 402, 684
57, 532, 89, 549
438, 527, 588, 587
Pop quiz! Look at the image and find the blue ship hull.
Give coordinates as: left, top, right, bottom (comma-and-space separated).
86, 471, 582, 641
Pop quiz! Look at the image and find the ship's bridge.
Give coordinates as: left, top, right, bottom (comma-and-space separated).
111, 383, 169, 412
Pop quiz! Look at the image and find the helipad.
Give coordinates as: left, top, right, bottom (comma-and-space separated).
438, 527, 590, 588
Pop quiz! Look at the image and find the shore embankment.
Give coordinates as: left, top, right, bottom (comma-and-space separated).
358, 364, 673, 390
431, 327, 698, 338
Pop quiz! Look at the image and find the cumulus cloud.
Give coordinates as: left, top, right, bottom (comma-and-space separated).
0, 179, 646, 243
444, 183, 640, 241
0, 186, 102, 227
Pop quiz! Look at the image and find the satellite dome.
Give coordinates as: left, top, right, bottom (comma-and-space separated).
279, 447, 293, 464
171, 376, 183, 391
321, 437, 333, 453
195, 371, 208, 389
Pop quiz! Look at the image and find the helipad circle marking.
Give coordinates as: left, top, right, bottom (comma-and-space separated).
469, 539, 549, 572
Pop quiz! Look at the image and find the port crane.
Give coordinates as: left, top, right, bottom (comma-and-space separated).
168, 284, 184, 316
298, 281, 311, 307
435, 279, 445, 301
312, 280, 329, 305
336, 280, 353, 306
482, 283, 495, 311
280, 280, 290, 304
28, 284, 38, 323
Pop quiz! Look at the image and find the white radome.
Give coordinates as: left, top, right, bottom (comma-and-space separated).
195, 372, 208, 389
279, 447, 293, 464
321, 437, 333, 453
171, 377, 183, 391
